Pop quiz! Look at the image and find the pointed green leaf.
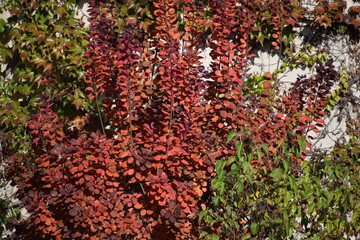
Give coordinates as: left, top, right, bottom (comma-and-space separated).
227, 130, 237, 144
297, 136, 306, 151
250, 222, 259, 234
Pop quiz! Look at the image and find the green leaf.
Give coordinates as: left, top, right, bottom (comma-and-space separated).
284, 191, 292, 202
217, 169, 225, 181
256, 148, 262, 162
227, 130, 237, 143
297, 136, 306, 151
241, 234, 252, 240
0, 18, 6, 33
285, 220, 293, 237
250, 222, 259, 234
120, 4, 129, 16
207, 234, 219, 240
247, 153, 254, 162
0, 47, 13, 60
236, 181, 244, 194
213, 195, 221, 207
303, 189, 314, 199
199, 211, 207, 222
261, 143, 269, 155
269, 168, 284, 181
218, 182, 225, 195
215, 160, 225, 173
236, 141, 244, 159
282, 158, 290, 172
288, 175, 297, 191
199, 231, 208, 238
308, 202, 316, 213
226, 156, 237, 166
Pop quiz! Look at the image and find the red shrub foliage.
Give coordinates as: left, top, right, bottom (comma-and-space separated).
4, 0, 341, 239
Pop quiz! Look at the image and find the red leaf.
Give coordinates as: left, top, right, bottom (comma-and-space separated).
134, 203, 142, 209
154, 10, 164, 16
45, 218, 52, 226
40, 214, 47, 222
172, 32, 181, 40
215, 70, 222, 76
214, 104, 222, 110
39, 161, 50, 168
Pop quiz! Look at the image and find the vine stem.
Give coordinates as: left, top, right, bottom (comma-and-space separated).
93, 83, 106, 136
167, 71, 175, 156
126, 66, 135, 152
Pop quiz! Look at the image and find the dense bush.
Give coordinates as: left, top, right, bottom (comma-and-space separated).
0, 0, 359, 239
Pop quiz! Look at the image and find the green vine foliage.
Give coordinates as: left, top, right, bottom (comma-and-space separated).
200, 129, 360, 239
0, 0, 89, 154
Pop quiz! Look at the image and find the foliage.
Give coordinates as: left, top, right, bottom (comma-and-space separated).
200, 128, 360, 239
0, 0, 89, 156
0, 0, 359, 239
0, 0, 89, 237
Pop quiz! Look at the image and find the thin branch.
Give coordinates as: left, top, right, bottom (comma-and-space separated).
93, 83, 106, 135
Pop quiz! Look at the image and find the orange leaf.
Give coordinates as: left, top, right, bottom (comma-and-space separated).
315, 118, 324, 124
263, 81, 271, 89
212, 116, 219, 122
351, 19, 360, 29
276, 113, 284, 119
214, 104, 222, 109
40, 214, 47, 222
105, 170, 113, 177
127, 169, 135, 175
171, 32, 181, 40
94, 200, 100, 207
168, 8, 176, 15
215, 70, 222, 76
349, 6, 360, 14
45, 218, 52, 226
154, 155, 162, 160
39, 161, 50, 168
134, 203, 142, 209
154, 9, 164, 16
314, 5, 325, 14
90, 225, 97, 233
159, 199, 166, 206
142, 61, 151, 67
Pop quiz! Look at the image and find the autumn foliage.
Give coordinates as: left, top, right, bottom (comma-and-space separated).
1, 0, 359, 239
